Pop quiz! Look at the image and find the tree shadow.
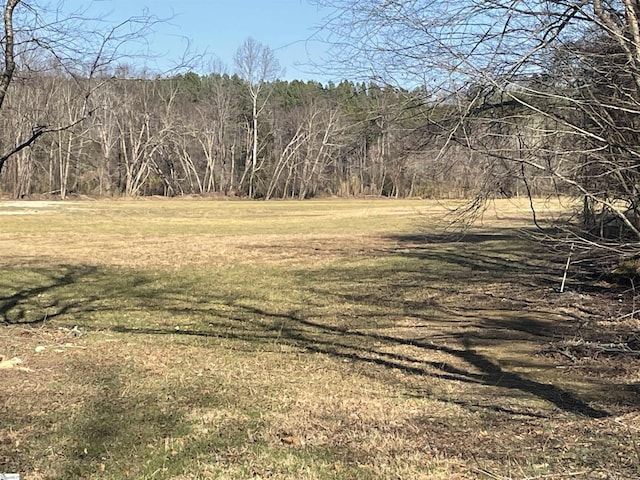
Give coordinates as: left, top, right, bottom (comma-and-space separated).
0, 265, 100, 324
382, 230, 565, 285
109, 300, 612, 418
0, 264, 166, 326
254, 307, 611, 418
1, 227, 633, 423
60, 361, 188, 478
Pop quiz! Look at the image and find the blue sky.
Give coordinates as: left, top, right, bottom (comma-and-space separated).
68, 0, 333, 81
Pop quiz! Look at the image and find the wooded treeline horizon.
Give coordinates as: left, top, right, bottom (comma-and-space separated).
4, 0, 640, 246
0, 69, 563, 201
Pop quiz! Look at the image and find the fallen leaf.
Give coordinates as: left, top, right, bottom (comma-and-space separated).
0, 357, 22, 369
281, 436, 302, 446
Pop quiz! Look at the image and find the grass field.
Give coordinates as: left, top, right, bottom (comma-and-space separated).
0, 198, 638, 479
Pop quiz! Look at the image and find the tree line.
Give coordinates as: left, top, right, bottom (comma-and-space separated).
0, 67, 567, 201
4, 0, 640, 244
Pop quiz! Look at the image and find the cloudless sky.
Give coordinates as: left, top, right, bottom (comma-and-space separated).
66, 0, 334, 82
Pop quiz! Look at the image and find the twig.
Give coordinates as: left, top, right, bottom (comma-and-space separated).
525, 471, 590, 479
560, 242, 575, 293
616, 310, 640, 321
556, 349, 578, 363
471, 466, 510, 480
631, 278, 636, 322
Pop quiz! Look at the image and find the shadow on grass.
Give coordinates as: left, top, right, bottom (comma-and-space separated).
0, 265, 101, 324
60, 362, 188, 479
0, 230, 630, 426
1, 353, 264, 478
109, 305, 608, 419
383, 230, 564, 285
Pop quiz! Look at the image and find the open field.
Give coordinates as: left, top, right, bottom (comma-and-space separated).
0, 198, 638, 479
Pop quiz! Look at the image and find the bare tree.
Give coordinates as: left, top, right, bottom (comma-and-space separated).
88, 82, 120, 195
0, 0, 18, 110
115, 79, 180, 196
0, 0, 160, 178
265, 94, 345, 199
234, 37, 280, 197
193, 73, 241, 194
313, 1, 640, 241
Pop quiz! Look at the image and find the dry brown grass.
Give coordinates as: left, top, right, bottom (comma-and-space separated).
0, 198, 638, 479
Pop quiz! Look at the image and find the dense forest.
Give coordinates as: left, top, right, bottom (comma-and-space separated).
0, 69, 559, 200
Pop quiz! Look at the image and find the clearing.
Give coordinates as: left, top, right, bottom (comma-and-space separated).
0, 198, 638, 479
